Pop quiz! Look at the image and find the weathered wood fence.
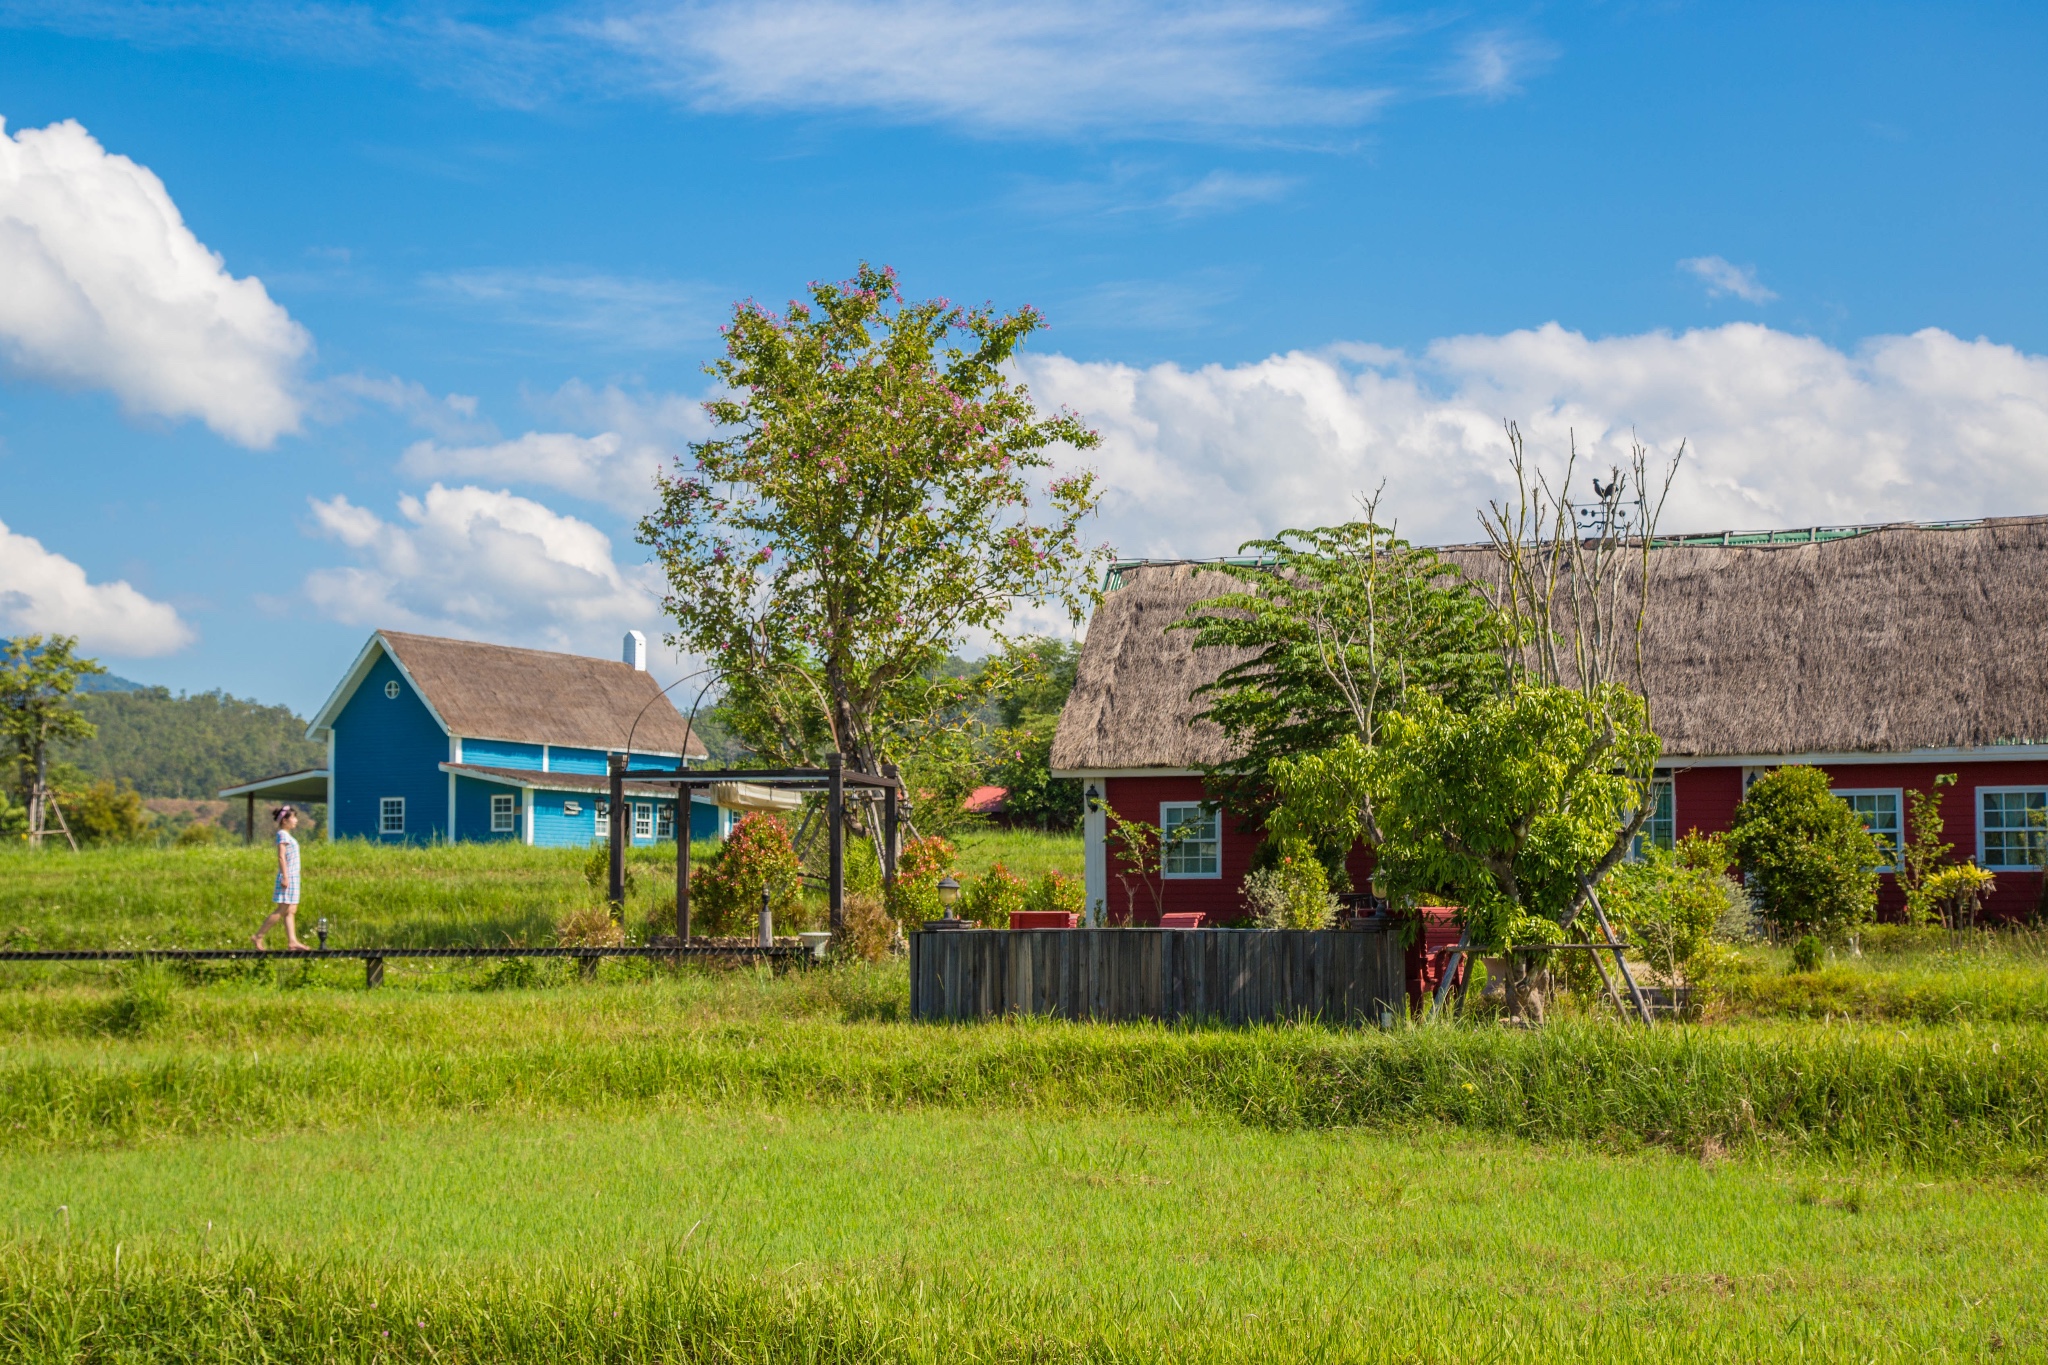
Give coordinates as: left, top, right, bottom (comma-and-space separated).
910, 928, 1405, 1026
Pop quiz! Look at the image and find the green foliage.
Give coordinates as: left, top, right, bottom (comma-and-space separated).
638, 263, 1105, 775
1, 634, 104, 840
1241, 839, 1338, 929
580, 844, 636, 903
62, 778, 150, 845
1368, 683, 1661, 951
63, 688, 325, 798
884, 834, 956, 923
1924, 864, 1998, 930
476, 957, 543, 991
1601, 835, 1741, 986
175, 821, 222, 847
1897, 775, 1958, 925
1024, 868, 1084, 917
958, 862, 1028, 927
1791, 935, 1825, 972
1727, 766, 1882, 939
1177, 522, 1502, 823
94, 958, 175, 1036
844, 836, 883, 894
692, 813, 805, 936
1266, 735, 1373, 882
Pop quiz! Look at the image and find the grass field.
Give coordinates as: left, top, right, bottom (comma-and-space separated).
2, 842, 2046, 1359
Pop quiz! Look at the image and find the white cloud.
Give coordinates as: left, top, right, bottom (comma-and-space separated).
1020, 323, 2048, 559
1680, 255, 1778, 304
588, 0, 1393, 136
326, 373, 494, 442
1163, 170, 1298, 215
0, 117, 310, 447
394, 380, 711, 514
1448, 30, 1555, 100
302, 484, 660, 647
0, 518, 194, 655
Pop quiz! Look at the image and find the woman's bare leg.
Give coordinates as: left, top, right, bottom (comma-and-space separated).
253, 904, 293, 950
283, 906, 310, 951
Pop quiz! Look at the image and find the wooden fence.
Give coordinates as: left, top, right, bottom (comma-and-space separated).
909, 927, 1405, 1026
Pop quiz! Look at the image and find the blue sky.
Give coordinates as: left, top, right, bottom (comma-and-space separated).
3, 1, 2046, 714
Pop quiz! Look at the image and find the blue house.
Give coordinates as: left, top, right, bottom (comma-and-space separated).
284, 629, 724, 847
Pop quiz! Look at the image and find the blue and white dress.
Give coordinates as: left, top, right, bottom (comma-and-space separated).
274, 829, 301, 905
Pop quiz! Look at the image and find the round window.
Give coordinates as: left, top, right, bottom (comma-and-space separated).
384, 680, 401, 699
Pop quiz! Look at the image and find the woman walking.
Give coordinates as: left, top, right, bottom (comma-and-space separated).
253, 804, 311, 951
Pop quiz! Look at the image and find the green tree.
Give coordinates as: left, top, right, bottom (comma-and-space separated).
1726, 766, 1882, 939
63, 779, 150, 845
639, 264, 1105, 795
1, 635, 106, 849
1178, 519, 1502, 831
984, 636, 1084, 830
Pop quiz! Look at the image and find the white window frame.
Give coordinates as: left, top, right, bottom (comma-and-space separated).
656, 805, 675, 840
1159, 802, 1221, 879
490, 793, 516, 833
1834, 788, 1904, 873
384, 679, 401, 699
633, 803, 654, 839
594, 800, 610, 841
379, 797, 405, 835
1978, 786, 2048, 870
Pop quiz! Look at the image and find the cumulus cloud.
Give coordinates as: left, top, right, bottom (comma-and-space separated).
1680, 255, 1777, 304
301, 484, 660, 647
398, 380, 711, 513
0, 518, 194, 655
1020, 323, 2048, 559
0, 117, 310, 446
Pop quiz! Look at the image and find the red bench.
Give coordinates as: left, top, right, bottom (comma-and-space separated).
1159, 912, 1206, 929
1009, 911, 1079, 929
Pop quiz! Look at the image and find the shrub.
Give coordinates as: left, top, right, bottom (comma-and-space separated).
692, 813, 805, 937
1790, 934, 1824, 972
1601, 835, 1742, 985
959, 863, 1028, 927
885, 835, 956, 924
580, 845, 636, 903
174, 822, 222, 847
839, 890, 896, 962
1025, 868, 1084, 917
476, 957, 542, 990
1726, 766, 1881, 939
1924, 864, 1997, 930
845, 837, 883, 894
98, 959, 174, 1035
66, 779, 150, 845
1243, 839, 1337, 930
554, 904, 624, 949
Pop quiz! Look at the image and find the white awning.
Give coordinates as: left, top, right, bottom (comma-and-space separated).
709, 781, 805, 812
218, 769, 330, 802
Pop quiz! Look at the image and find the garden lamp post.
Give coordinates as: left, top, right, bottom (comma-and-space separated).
758, 886, 773, 948
937, 875, 961, 919
315, 917, 329, 951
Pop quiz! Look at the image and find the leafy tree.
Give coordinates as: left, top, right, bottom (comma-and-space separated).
983, 636, 1084, 830
639, 264, 1105, 795
1, 635, 105, 849
64, 688, 324, 798
1726, 766, 1882, 939
64, 779, 150, 845
1600, 834, 1741, 988
1895, 774, 1958, 926
1178, 519, 1501, 830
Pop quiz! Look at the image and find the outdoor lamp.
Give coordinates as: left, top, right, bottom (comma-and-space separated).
937, 875, 961, 916
316, 917, 329, 951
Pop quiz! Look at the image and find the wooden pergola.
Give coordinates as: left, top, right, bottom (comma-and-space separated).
606, 751, 905, 940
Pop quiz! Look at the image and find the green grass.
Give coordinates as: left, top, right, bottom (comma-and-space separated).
1714, 926, 2048, 1023
1, 1107, 2041, 1361
948, 827, 1083, 882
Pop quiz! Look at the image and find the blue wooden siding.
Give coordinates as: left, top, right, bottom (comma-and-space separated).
690, 795, 727, 841
461, 738, 544, 770
548, 747, 609, 775
454, 775, 522, 842
331, 652, 448, 843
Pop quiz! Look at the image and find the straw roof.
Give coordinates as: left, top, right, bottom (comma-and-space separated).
379, 631, 706, 757
1051, 517, 2048, 770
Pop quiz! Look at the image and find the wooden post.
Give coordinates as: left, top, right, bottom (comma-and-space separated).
1587, 885, 1654, 1024
882, 762, 899, 890
828, 751, 845, 933
607, 754, 626, 908
245, 794, 255, 845
676, 780, 691, 948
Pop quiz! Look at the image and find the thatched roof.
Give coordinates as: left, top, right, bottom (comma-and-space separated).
1051, 517, 2048, 770
314, 631, 706, 758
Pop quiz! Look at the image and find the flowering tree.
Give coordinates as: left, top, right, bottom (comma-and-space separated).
638, 264, 1105, 780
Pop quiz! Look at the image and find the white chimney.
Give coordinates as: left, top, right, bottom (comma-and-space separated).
623, 630, 647, 671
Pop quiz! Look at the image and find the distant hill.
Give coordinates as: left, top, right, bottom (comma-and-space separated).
75, 673, 148, 694
62, 689, 325, 799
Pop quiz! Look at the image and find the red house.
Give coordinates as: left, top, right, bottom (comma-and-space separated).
1051, 517, 2048, 926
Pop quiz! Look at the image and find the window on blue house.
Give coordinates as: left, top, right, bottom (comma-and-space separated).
656, 805, 674, 840
634, 804, 653, 839
594, 800, 609, 841
490, 794, 516, 833
380, 797, 405, 835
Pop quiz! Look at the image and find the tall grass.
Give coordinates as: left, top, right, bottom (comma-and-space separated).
0, 975, 2040, 1168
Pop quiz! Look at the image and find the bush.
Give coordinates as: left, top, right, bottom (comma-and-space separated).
885, 835, 956, 924
839, 890, 896, 962
580, 845, 636, 903
1243, 839, 1337, 930
98, 959, 174, 1035
174, 821, 222, 847
1726, 766, 1881, 939
1601, 835, 1742, 985
554, 904, 624, 949
959, 862, 1028, 927
1025, 868, 1084, 917
476, 957, 542, 990
845, 837, 883, 894
1924, 864, 1997, 930
692, 813, 805, 936
1791, 934, 1824, 972
65, 779, 150, 845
